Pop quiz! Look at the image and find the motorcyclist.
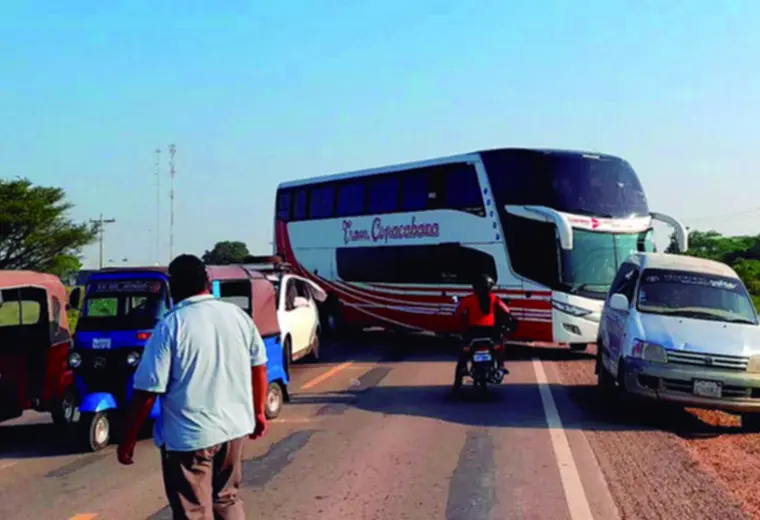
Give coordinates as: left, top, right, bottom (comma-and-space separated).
453, 274, 514, 377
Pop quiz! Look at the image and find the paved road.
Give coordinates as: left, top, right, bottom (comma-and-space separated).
0, 333, 752, 519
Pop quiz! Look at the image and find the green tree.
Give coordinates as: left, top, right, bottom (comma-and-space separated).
201, 241, 250, 265
0, 178, 96, 273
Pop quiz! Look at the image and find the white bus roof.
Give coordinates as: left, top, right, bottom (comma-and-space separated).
276, 147, 622, 190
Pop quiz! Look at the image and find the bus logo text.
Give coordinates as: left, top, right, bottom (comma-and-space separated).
342, 217, 440, 244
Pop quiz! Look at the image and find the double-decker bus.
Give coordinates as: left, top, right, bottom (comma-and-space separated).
273, 148, 688, 351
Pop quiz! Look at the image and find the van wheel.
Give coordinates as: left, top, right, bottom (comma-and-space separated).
596, 345, 615, 389
265, 383, 284, 419
82, 412, 110, 452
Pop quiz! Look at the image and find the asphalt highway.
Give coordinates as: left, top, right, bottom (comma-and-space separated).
0, 333, 751, 520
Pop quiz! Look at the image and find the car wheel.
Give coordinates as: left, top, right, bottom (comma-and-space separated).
265, 382, 284, 419
305, 329, 321, 363
283, 337, 292, 376
742, 413, 760, 432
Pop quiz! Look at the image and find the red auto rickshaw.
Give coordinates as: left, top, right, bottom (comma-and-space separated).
0, 271, 77, 425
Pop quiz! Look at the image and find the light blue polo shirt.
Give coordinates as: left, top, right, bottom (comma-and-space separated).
133, 294, 268, 452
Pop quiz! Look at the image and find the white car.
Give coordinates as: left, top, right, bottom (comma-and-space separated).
266, 272, 327, 363
597, 252, 760, 427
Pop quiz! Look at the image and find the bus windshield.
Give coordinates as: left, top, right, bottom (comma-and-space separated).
560, 229, 655, 299
77, 278, 169, 331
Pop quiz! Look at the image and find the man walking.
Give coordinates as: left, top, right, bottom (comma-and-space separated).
117, 254, 269, 520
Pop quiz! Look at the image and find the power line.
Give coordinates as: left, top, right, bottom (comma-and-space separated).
682, 207, 760, 224
89, 214, 116, 270
168, 144, 176, 261
154, 148, 161, 265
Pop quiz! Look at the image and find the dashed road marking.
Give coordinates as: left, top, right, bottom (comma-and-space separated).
299, 362, 353, 391
68, 514, 97, 520
532, 358, 594, 520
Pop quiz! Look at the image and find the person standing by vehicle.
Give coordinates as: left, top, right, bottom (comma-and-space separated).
117, 254, 269, 520
453, 274, 514, 376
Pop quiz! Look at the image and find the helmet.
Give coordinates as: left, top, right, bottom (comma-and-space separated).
473, 273, 495, 292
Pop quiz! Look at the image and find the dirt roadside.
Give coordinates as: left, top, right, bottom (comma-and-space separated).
553, 345, 756, 519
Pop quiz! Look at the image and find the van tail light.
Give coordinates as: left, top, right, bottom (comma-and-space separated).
136, 332, 152, 341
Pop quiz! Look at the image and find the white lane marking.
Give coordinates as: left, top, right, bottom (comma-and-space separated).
532, 358, 594, 520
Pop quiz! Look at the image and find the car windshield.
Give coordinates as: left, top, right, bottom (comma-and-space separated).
636, 268, 758, 324
560, 229, 655, 299
77, 279, 169, 331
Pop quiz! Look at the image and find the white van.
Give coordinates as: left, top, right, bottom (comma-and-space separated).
597, 252, 760, 428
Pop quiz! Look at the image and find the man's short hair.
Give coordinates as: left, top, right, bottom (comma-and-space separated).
168, 254, 209, 296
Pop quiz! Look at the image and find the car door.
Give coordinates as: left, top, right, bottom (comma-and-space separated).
280, 275, 311, 357
604, 263, 639, 371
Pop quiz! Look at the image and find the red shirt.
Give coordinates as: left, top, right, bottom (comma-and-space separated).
454, 293, 511, 327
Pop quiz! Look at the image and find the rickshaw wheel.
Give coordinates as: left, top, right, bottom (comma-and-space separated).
52, 389, 79, 427
82, 412, 111, 452
265, 382, 284, 419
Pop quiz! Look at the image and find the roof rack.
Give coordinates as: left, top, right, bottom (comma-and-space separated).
241, 255, 293, 274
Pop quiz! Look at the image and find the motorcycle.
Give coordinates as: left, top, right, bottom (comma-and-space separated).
450, 295, 517, 395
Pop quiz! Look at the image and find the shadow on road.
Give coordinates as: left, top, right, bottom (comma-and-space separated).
319, 330, 594, 364
0, 423, 86, 459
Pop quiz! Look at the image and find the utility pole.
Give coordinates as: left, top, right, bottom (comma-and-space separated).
168, 144, 176, 261
89, 213, 116, 269
154, 148, 161, 265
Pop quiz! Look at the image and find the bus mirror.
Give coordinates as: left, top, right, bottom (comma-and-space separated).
651, 212, 688, 253
68, 287, 82, 310
505, 205, 574, 250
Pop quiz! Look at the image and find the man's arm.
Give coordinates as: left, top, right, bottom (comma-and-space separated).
118, 321, 172, 463
249, 323, 269, 439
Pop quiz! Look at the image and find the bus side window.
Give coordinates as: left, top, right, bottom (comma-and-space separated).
446, 165, 484, 215
277, 190, 292, 221
337, 181, 366, 217
293, 189, 308, 220
309, 185, 336, 219
401, 170, 428, 212
367, 175, 400, 214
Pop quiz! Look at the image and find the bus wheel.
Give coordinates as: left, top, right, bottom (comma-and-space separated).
265, 383, 284, 419
570, 343, 588, 352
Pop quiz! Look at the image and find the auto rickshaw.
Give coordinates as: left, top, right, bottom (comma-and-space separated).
0, 271, 77, 426
67, 265, 290, 451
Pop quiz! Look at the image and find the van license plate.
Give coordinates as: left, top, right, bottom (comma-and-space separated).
473, 352, 492, 362
693, 379, 722, 398
92, 338, 112, 350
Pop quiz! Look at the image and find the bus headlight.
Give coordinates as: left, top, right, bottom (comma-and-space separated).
68, 352, 82, 369
631, 339, 667, 363
126, 351, 141, 367
551, 300, 592, 318
747, 355, 760, 373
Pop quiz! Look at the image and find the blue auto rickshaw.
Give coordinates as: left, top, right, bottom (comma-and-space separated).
67, 265, 290, 452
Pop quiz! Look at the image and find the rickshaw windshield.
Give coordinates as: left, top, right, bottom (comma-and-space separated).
77, 278, 169, 332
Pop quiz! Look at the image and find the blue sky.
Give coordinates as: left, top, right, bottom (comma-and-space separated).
1, 1, 758, 268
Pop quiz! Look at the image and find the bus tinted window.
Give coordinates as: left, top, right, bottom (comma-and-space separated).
337, 181, 366, 217
293, 189, 308, 220
367, 176, 400, 214
309, 185, 336, 219
276, 190, 291, 221
401, 170, 428, 211
481, 149, 649, 218
446, 166, 483, 213
336, 244, 497, 285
